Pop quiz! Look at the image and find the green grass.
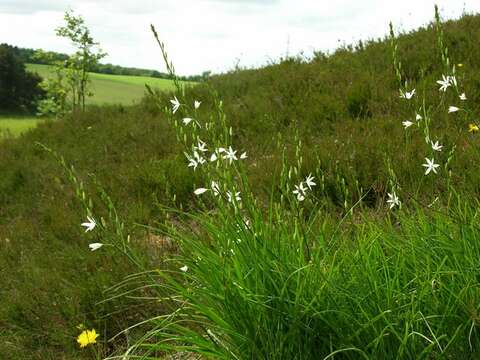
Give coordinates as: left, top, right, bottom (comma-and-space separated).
26, 63, 191, 105
137, 200, 480, 359
0, 115, 44, 137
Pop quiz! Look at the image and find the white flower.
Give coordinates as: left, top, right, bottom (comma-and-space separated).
194, 188, 208, 195
227, 191, 241, 203
170, 96, 180, 114
305, 174, 316, 190
416, 113, 422, 121
400, 89, 415, 100
187, 158, 198, 170
211, 181, 220, 196
448, 106, 460, 113
198, 155, 206, 165
210, 153, 218, 162
449, 75, 457, 88
89, 243, 103, 251
459, 93, 467, 101
186, 151, 206, 171
386, 192, 400, 209
81, 216, 96, 232
195, 139, 208, 153
183, 117, 193, 125
422, 158, 440, 175
437, 75, 451, 92
223, 146, 238, 164
431, 140, 443, 152
217, 147, 226, 153
293, 182, 307, 201
240, 152, 248, 159
180, 265, 188, 272
402, 120, 414, 129
194, 100, 201, 109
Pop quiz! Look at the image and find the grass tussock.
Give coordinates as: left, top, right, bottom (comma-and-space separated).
135, 202, 480, 359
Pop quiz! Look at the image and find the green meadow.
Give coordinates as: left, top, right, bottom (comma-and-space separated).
0, 115, 43, 137
26, 63, 187, 105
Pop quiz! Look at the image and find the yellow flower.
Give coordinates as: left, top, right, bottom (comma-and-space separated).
77, 329, 99, 348
468, 123, 479, 133
458, 63, 464, 67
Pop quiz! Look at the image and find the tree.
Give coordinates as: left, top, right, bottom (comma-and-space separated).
55, 10, 106, 112
34, 50, 70, 118
201, 70, 211, 81
0, 44, 45, 112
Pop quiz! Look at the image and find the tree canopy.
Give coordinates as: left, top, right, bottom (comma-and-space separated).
0, 43, 45, 113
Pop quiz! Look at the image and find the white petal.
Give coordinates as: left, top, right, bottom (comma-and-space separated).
89, 243, 103, 251
402, 121, 413, 128
194, 188, 209, 195
180, 265, 188, 272
240, 152, 248, 159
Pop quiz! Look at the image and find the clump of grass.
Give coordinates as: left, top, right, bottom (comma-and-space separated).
131, 200, 480, 359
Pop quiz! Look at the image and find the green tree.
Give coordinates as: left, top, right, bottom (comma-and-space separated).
34, 50, 70, 118
0, 43, 44, 112
55, 10, 106, 112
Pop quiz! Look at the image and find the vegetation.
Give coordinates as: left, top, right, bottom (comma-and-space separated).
11, 45, 207, 82
0, 44, 45, 112
35, 10, 107, 116
1, 7, 480, 359
0, 63, 186, 138
27, 63, 188, 106
0, 115, 43, 137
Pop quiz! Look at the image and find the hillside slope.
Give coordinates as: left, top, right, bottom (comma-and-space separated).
206, 13, 480, 135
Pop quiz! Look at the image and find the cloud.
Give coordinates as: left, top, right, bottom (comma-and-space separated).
0, 0, 70, 14
1, 0, 479, 75
0, 0, 172, 15
205, 0, 279, 4
78, 0, 172, 15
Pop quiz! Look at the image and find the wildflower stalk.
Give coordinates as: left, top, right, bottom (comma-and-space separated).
389, 22, 403, 88
434, 5, 451, 73
150, 24, 182, 94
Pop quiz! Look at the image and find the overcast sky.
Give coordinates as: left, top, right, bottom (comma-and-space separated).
0, 0, 479, 75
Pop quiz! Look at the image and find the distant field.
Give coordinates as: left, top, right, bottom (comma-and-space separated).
0, 115, 44, 137
0, 65, 188, 137
26, 63, 189, 105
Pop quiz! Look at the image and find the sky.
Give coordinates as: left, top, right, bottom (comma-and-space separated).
0, 0, 479, 76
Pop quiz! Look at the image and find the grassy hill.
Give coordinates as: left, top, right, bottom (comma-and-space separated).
1, 10, 480, 359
